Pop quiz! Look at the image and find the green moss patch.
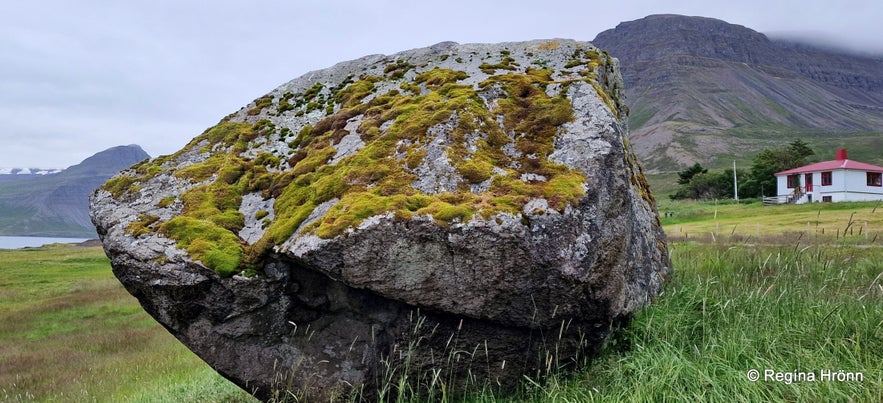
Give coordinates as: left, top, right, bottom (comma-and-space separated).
383, 59, 415, 79
254, 67, 586, 246
479, 56, 518, 74
116, 53, 623, 275
202, 122, 258, 148
331, 76, 383, 110
126, 214, 160, 238
157, 196, 175, 208
416, 68, 469, 88
102, 176, 140, 198
159, 216, 242, 277
247, 95, 273, 116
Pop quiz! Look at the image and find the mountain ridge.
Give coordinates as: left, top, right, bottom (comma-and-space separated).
0, 145, 149, 237
592, 14, 883, 172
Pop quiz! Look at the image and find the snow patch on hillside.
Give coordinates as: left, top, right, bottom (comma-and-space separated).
0, 167, 64, 175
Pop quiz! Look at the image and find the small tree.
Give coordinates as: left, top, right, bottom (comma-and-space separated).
744, 140, 815, 197
671, 169, 743, 200
677, 163, 708, 185
788, 139, 814, 162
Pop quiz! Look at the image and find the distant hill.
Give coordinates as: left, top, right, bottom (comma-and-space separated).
593, 14, 883, 172
0, 145, 149, 237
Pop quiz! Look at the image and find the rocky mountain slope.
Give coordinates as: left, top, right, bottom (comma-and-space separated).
0, 145, 149, 237
593, 14, 883, 172
91, 39, 670, 400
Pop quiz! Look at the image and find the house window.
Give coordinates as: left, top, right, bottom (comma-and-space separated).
787, 174, 800, 188
822, 196, 832, 203
868, 172, 883, 187
821, 171, 832, 186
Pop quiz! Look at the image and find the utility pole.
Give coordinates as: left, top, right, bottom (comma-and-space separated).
733, 160, 739, 201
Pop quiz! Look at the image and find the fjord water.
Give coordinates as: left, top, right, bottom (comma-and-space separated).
0, 236, 90, 249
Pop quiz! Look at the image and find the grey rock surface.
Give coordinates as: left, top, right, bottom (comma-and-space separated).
91, 39, 671, 401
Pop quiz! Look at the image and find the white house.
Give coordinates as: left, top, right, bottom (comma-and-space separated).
773, 149, 883, 204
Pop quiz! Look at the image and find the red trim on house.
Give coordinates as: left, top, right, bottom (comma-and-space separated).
776, 160, 883, 176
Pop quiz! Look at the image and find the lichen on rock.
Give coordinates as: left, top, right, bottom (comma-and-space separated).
91, 39, 670, 401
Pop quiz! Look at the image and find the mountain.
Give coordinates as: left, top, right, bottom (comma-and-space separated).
0, 145, 149, 237
593, 14, 883, 172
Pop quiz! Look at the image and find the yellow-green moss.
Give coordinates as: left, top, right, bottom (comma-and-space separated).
174, 154, 223, 182
247, 95, 273, 116
102, 176, 139, 198
277, 92, 295, 114
202, 121, 257, 148
126, 213, 160, 237
416, 68, 469, 88
418, 201, 475, 223
157, 196, 175, 208
158, 165, 248, 275
159, 216, 242, 276
479, 57, 517, 74
457, 159, 493, 184
133, 163, 160, 178
254, 152, 281, 169
590, 81, 619, 119
480, 70, 575, 181
334, 76, 380, 108
180, 182, 243, 230
541, 171, 587, 210
623, 137, 656, 208
404, 148, 427, 170
266, 67, 583, 241
254, 119, 276, 137
140, 56, 625, 274
383, 59, 414, 79
399, 81, 421, 95
304, 82, 324, 101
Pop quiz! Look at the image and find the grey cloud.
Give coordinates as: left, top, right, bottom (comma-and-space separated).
1, 0, 881, 168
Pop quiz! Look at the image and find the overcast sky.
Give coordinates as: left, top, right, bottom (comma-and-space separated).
2, 0, 881, 168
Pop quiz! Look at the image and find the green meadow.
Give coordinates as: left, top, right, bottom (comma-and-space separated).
1, 200, 881, 401
660, 199, 883, 243
0, 245, 254, 402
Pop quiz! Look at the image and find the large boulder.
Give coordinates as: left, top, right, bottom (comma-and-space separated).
91, 39, 671, 401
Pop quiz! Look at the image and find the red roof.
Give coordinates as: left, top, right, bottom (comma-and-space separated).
776, 159, 883, 175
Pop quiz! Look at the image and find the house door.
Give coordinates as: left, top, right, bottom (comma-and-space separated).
805, 173, 813, 192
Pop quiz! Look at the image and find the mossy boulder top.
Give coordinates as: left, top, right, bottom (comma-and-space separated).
90, 39, 671, 400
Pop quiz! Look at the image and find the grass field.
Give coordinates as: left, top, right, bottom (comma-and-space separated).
0, 245, 255, 402
659, 199, 883, 244
1, 200, 881, 401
